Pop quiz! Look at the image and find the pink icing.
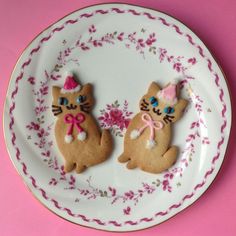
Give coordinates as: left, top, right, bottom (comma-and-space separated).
157, 83, 177, 105
63, 76, 79, 90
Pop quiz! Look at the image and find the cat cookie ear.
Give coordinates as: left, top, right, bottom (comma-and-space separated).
82, 83, 93, 94
178, 98, 188, 111
157, 82, 178, 106
171, 98, 188, 122
147, 82, 161, 94
52, 86, 61, 98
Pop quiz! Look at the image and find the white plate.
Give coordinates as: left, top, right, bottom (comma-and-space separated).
3, 3, 232, 232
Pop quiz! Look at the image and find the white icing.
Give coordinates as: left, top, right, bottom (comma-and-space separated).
77, 131, 87, 141
146, 139, 156, 149
64, 71, 74, 78
130, 129, 140, 139
157, 90, 178, 106
65, 134, 73, 143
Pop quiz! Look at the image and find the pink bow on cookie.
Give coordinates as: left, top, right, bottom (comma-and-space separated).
64, 113, 87, 143
130, 113, 163, 149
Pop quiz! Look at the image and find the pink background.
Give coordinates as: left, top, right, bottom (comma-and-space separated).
0, 0, 235, 235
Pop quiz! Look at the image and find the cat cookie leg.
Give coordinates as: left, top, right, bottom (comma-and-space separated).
126, 160, 137, 169
75, 163, 87, 173
64, 161, 75, 173
162, 146, 178, 168
118, 153, 130, 163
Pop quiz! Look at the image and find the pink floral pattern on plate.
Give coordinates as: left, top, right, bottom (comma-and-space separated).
24, 24, 210, 215
5, 6, 229, 229
53, 24, 197, 78
98, 100, 132, 137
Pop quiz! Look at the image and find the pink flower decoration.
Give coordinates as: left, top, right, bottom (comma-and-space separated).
188, 57, 197, 65
109, 108, 123, 120
27, 76, 35, 85
123, 206, 131, 215
98, 100, 133, 137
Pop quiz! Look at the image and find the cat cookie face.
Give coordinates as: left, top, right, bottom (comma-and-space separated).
139, 82, 188, 124
52, 83, 94, 117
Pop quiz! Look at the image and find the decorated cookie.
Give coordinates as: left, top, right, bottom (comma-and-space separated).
52, 72, 113, 173
118, 81, 188, 174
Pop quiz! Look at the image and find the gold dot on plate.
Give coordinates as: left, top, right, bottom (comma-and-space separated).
176, 182, 181, 187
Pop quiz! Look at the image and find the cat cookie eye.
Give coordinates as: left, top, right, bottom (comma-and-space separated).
149, 96, 158, 107
76, 95, 86, 104
58, 97, 69, 106
164, 106, 175, 114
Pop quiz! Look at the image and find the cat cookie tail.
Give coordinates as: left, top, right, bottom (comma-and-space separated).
99, 129, 113, 159
87, 129, 113, 166
144, 146, 178, 173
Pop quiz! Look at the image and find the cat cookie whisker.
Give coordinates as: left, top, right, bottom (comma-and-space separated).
80, 106, 90, 113
53, 111, 62, 116
163, 115, 174, 124
141, 103, 148, 109
81, 106, 90, 109
141, 107, 150, 111
52, 105, 61, 108
141, 101, 148, 106
81, 105, 90, 109
82, 102, 90, 106
52, 108, 62, 112
142, 99, 149, 106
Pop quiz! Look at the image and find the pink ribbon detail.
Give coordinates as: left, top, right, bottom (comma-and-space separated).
139, 113, 163, 141
64, 113, 85, 135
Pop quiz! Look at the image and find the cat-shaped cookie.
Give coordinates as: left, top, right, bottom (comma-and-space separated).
118, 81, 188, 174
52, 72, 113, 173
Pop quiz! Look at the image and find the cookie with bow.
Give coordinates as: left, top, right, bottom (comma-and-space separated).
118, 81, 188, 174
52, 72, 113, 173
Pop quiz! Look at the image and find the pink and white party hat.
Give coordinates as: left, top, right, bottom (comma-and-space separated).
157, 79, 178, 105
61, 72, 81, 93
